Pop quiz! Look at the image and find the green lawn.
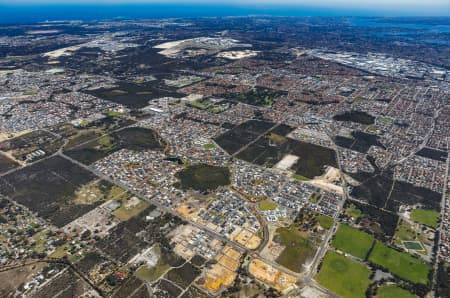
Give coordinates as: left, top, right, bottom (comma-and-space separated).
292, 174, 311, 181
318, 215, 333, 229
410, 209, 440, 228
105, 110, 127, 117
258, 201, 278, 211
368, 241, 431, 285
316, 251, 371, 298
377, 285, 415, 298
23, 90, 37, 95
204, 143, 216, 150
332, 224, 374, 259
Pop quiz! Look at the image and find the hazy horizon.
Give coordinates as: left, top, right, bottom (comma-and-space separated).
0, 1, 448, 24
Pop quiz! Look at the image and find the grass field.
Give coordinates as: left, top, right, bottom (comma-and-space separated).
275, 226, 316, 273
377, 285, 415, 298
394, 220, 428, 250
332, 224, 374, 259
113, 198, 150, 221
395, 219, 417, 241
48, 243, 72, 259
292, 174, 311, 181
310, 192, 321, 203
316, 251, 371, 298
268, 133, 287, 144
105, 110, 127, 117
258, 201, 278, 211
135, 263, 170, 282
410, 209, 440, 228
204, 143, 216, 150
345, 204, 362, 220
318, 214, 333, 229
369, 241, 431, 285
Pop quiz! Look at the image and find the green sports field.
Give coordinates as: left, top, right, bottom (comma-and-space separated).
258, 201, 278, 211
410, 208, 440, 228
332, 224, 374, 259
316, 251, 371, 298
369, 241, 431, 285
377, 285, 415, 298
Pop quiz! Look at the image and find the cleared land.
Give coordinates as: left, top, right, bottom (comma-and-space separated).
316, 251, 371, 298
248, 258, 297, 293
332, 224, 374, 259
113, 196, 150, 221
275, 226, 316, 273
368, 241, 431, 285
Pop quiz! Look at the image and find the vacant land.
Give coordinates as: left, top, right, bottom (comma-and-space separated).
111, 127, 165, 151
332, 224, 374, 259
237, 135, 337, 179
344, 200, 399, 238
64, 129, 103, 149
333, 110, 375, 125
316, 251, 371, 298
180, 286, 211, 298
65, 127, 164, 164
0, 156, 99, 227
85, 81, 182, 109
175, 164, 230, 192
135, 263, 170, 283
214, 120, 276, 155
275, 226, 316, 273
334, 130, 385, 153
416, 147, 448, 162
369, 241, 431, 285
113, 197, 150, 221
0, 130, 64, 162
165, 262, 201, 288
221, 87, 287, 107
0, 153, 19, 173
410, 208, 440, 228
377, 285, 415, 298
153, 278, 182, 298
0, 262, 46, 297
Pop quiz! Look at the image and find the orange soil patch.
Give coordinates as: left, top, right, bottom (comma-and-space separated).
222, 245, 242, 260
217, 254, 240, 271
248, 259, 297, 293
201, 263, 236, 293
176, 204, 198, 221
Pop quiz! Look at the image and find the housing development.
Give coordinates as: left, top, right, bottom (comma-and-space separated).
0, 15, 449, 298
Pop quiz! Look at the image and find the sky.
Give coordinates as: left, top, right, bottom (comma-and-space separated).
0, 0, 449, 19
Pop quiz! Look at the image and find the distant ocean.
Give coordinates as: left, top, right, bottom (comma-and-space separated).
0, 4, 413, 24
